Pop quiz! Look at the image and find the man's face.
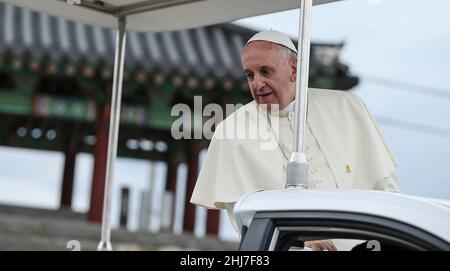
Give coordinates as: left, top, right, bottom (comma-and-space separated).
242, 41, 296, 111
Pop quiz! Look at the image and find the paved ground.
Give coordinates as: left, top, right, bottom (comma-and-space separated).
0, 204, 238, 251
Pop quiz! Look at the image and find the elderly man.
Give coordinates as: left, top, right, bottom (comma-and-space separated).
190, 30, 399, 251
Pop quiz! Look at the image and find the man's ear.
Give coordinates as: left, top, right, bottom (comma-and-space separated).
290, 59, 297, 82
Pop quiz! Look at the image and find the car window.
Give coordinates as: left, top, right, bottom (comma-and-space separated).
239, 211, 450, 251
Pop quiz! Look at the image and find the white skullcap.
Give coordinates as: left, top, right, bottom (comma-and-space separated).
245, 30, 297, 53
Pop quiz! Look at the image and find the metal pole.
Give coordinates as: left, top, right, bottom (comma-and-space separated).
286, 0, 313, 189
97, 16, 127, 251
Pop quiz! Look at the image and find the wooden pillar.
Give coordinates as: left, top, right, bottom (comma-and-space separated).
161, 159, 181, 231
59, 124, 80, 208
88, 105, 110, 222
182, 143, 200, 232
119, 187, 130, 228
165, 160, 179, 193
206, 209, 220, 236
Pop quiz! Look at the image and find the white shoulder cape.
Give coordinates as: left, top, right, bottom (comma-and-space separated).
191, 88, 399, 209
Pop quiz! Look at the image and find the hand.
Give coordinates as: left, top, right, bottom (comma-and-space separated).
304, 240, 338, 251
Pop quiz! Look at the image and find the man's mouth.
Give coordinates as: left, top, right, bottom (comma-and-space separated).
257, 92, 274, 103
258, 92, 273, 97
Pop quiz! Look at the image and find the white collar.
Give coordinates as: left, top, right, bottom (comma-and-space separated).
281, 100, 295, 113
266, 100, 295, 117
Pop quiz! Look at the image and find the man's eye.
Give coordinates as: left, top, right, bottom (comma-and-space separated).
261, 68, 270, 76
245, 74, 253, 80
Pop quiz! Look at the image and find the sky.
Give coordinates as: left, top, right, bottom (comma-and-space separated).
0, 0, 449, 243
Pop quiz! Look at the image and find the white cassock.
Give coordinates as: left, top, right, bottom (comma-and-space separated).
190, 88, 400, 250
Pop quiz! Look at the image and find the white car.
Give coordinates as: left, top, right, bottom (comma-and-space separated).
234, 189, 450, 251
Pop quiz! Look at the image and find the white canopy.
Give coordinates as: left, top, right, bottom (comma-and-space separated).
2, 0, 340, 32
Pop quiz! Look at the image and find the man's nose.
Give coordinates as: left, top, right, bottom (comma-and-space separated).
252, 74, 266, 91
